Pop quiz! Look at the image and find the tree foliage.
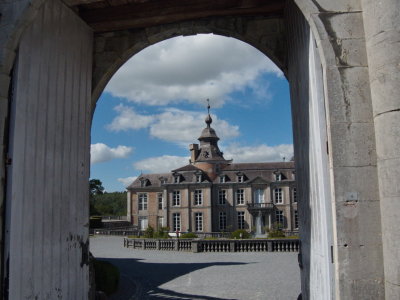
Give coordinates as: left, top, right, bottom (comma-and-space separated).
90, 179, 104, 198
90, 191, 127, 216
267, 222, 286, 238
230, 229, 251, 239
89, 179, 126, 216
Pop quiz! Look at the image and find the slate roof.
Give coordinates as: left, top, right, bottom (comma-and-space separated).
222, 161, 294, 171
127, 173, 171, 188
127, 161, 295, 189
172, 164, 202, 172
214, 161, 295, 184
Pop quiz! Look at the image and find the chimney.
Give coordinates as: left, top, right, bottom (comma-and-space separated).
189, 144, 199, 163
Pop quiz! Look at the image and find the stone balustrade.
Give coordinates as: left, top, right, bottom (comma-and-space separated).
123, 238, 300, 253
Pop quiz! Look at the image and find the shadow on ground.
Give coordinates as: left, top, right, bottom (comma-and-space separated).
96, 257, 246, 300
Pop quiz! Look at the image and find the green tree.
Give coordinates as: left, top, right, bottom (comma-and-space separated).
90, 179, 104, 198
91, 191, 127, 216
89, 179, 105, 216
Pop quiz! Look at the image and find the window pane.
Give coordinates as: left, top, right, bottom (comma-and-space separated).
173, 213, 181, 232
158, 193, 163, 209
218, 190, 226, 205
276, 210, 284, 227
274, 188, 283, 204
173, 190, 180, 206
138, 193, 148, 210
237, 211, 245, 229
194, 190, 203, 206
236, 189, 245, 205
195, 212, 203, 232
219, 212, 227, 230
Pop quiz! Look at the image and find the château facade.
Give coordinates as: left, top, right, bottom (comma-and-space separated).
127, 108, 298, 235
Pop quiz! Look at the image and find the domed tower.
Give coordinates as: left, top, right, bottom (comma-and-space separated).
189, 100, 231, 179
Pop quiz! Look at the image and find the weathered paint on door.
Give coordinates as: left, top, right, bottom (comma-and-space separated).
5, 1, 93, 299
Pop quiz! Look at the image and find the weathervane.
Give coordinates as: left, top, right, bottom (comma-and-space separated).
207, 98, 210, 115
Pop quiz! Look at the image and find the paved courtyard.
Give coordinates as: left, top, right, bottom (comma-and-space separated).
90, 236, 301, 300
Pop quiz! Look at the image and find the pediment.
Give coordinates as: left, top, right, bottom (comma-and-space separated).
248, 176, 268, 185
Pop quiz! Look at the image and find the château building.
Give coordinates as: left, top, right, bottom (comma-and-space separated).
127, 108, 298, 235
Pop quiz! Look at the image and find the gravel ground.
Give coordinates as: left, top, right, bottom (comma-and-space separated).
90, 236, 301, 300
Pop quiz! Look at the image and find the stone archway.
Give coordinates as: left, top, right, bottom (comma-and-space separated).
1, 0, 398, 299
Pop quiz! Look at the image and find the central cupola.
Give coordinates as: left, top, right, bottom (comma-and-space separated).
189, 99, 231, 178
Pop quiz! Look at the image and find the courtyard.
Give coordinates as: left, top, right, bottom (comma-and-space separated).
90, 236, 301, 300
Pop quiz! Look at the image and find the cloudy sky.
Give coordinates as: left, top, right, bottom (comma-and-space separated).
91, 34, 293, 191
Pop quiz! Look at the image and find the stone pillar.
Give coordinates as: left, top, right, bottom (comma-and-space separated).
208, 187, 213, 231
127, 191, 132, 223
163, 189, 168, 227
230, 241, 235, 252
362, 1, 400, 298
187, 188, 191, 232
268, 214, 272, 230
192, 241, 199, 253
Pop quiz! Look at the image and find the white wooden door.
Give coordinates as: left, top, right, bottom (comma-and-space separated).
5, 1, 93, 299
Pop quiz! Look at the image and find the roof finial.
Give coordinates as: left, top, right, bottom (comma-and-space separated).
205, 99, 212, 128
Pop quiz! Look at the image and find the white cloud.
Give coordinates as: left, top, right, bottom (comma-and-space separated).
133, 155, 190, 173
91, 143, 133, 164
106, 104, 154, 132
224, 144, 293, 163
105, 34, 282, 107
117, 176, 137, 187
107, 106, 239, 146
149, 108, 239, 146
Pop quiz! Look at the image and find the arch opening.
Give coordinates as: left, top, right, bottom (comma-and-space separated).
90, 33, 300, 299
3, 0, 390, 299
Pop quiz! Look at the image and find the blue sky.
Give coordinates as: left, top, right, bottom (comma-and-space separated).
90, 34, 293, 192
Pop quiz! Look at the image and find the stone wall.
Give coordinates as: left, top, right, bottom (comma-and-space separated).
361, 0, 400, 297
0, 0, 399, 299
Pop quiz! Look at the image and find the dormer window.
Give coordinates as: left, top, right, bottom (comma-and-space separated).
174, 176, 180, 184
194, 171, 203, 183
139, 178, 148, 187
196, 174, 202, 183
275, 173, 282, 181
159, 177, 167, 185
219, 175, 226, 183
236, 172, 244, 183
